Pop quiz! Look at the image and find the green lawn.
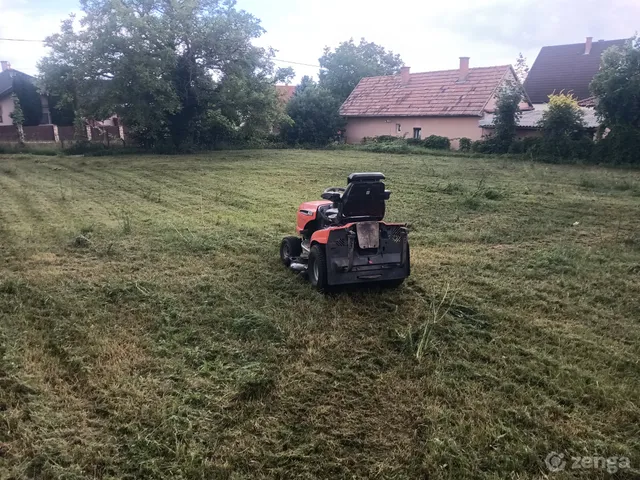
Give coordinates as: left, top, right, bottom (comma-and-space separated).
1, 150, 639, 479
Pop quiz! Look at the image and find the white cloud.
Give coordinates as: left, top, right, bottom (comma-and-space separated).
243, 0, 637, 82
1, 0, 636, 83
0, 0, 78, 75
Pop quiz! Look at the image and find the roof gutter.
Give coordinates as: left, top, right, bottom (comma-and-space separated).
0, 86, 12, 98
340, 113, 485, 118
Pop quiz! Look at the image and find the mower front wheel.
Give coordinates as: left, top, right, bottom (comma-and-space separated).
308, 244, 328, 291
280, 236, 302, 267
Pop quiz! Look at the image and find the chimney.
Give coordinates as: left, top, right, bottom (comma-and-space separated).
458, 57, 470, 81
400, 66, 410, 85
584, 37, 593, 55
0, 61, 11, 72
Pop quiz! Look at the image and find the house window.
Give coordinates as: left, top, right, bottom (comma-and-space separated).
396, 123, 401, 133
413, 127, 421, 139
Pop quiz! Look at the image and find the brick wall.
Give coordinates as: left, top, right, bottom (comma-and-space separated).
57, 126, 76, 142
0, 124, 125, 144
23, 125, 55, 142
0, 125, 18, 142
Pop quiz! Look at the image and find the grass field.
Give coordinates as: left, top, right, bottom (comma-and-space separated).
1, 150, 639, 479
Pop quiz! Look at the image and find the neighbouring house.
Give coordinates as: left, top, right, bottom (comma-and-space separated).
0, 61, 52, 125
339, 57, 532, 146
0, 61, 124, 144
481, 37, 627, 138
523, 37, 627, 106
479, 103, 600, 138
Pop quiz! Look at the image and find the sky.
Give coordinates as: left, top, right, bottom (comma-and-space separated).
1, 0, 638, 80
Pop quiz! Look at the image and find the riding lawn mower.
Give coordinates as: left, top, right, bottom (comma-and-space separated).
280, 172, 410, 290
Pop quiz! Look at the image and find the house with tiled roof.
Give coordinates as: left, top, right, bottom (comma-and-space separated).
524, 37, 628, 104
0, 61, 52, 126
339, 57, 531, 145
481, 37, 628, 138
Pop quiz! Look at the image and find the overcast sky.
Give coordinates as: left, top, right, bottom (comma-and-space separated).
1, 0, 638, 80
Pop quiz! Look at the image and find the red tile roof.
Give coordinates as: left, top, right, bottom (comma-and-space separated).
276, 85, 296, 103
340, 66, 511, 117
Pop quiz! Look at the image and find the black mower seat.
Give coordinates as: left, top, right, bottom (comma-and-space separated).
339, 180, 387, 222
347, 172, 385, 183
318, 172, 391, 227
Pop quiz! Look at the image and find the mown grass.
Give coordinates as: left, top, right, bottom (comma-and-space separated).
1, 150, 639, 479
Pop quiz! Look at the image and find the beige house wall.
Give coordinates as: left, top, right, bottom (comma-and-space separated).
345, 116, 484, 145
0, 96, 15, 125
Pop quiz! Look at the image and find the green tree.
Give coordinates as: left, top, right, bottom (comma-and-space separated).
319, 38, 403, 102
39, 0, 287, 149
539, 93, 585, 137
590, 37, 640, 163
538, 93, 587, 159
591, 36, 640, 129
9, 94, 24, 127
296, 75, 316, 94
491, 85, 523, 152
281, 79, 344, 145
9, 93, 26, 145
514, 53, 530, 83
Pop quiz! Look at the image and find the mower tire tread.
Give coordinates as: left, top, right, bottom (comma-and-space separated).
280, 236, 302, 267
309, 244, 328, 291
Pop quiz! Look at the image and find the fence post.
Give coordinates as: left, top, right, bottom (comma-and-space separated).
86, 125, 92, 141
52, 125, 60, 143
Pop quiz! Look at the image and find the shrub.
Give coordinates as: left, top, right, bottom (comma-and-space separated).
522, 136, 542, 154
375, 135, 401, 143
423, 135, 450, 150
471, 139, 498, 154
459, 137, 472, 152
406, 138, 424, 146
359, 141, 410, 154
508, 139, 525, 154
592, 126, 640, 164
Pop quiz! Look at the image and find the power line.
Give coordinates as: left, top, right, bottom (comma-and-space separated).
0, 37, 44, 42
272, 58, 320, 68
0, 37, 322, 68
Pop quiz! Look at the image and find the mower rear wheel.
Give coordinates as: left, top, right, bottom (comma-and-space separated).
280, 236, 302, 267
308, 244, 328, 290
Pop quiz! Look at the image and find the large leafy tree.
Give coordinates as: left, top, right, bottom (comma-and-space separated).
39, 0, 289, 148
590, 37, 640, 163
319, 38, 403, 102
590, 36, 640, 129
281, 79, 344, 145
